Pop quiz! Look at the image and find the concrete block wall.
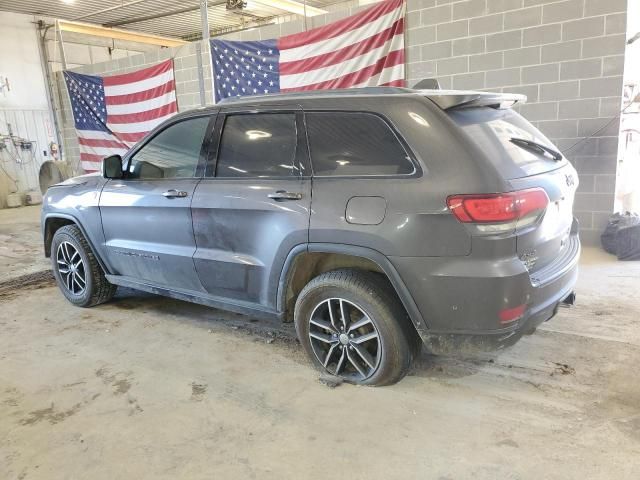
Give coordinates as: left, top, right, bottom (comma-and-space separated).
405, 0, 627, 244
54, 41, 213, 172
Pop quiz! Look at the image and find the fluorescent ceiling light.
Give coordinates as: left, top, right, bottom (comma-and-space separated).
251, 0, 327, 17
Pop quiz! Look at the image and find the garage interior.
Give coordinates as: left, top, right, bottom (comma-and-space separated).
1, 0, 639, 478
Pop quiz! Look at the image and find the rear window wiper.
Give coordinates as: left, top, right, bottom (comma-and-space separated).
510, 137, 563, 162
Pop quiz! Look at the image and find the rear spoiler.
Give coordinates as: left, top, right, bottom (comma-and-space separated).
417, 89, 527, 110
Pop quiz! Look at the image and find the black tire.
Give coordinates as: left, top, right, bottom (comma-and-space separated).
51, 224, 117, 307
294, 269, 417, 386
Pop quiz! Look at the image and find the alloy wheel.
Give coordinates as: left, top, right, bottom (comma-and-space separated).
56, 241, 86, 295
308, 297, 382, 381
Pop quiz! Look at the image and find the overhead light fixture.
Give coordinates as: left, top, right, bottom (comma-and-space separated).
245, 130, 271, 140
250, 0, 327, 16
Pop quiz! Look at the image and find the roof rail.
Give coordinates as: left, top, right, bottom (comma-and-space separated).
214, 87, 526, 109
218, 86, 410, 104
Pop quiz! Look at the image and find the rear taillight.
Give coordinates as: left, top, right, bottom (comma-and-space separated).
499, 304, 527, 324
447, 188, 549, 229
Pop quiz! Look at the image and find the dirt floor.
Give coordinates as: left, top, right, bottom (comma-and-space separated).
1, 206, 639, 479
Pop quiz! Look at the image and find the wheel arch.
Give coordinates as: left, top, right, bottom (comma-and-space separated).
43, 214, 110, 274
277, 243, 428, 333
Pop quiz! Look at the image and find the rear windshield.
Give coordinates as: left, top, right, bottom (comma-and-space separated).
447, 107, 567, 179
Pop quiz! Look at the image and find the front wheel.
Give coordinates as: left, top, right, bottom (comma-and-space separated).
294, 269, 417, 386
51, 224, 117, 307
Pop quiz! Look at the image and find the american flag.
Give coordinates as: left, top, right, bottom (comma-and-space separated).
211, 0, 405, 101
64, 60, 178, 172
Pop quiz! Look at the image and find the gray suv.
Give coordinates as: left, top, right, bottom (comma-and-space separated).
42, 87, 580, 386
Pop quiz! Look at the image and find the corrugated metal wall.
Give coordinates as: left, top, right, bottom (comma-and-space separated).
0, 109, 57, 208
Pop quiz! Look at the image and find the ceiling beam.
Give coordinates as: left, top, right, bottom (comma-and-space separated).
252, 0, 327, 17
72, 0, 149, 22
57, 20, 187, 48
106, 1, 227, 28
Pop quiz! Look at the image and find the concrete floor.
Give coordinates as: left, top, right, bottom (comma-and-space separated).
0, 205, 48, 282
1, 206, 640, 479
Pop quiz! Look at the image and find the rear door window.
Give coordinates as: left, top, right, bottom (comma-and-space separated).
306, 112, 414, 176
447, 107, 568, 179
216, 113, 298, 178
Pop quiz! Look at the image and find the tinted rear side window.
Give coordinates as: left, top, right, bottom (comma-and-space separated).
306, 112, 414, 176
216, 113, 297, 178
447, 107, 567, 179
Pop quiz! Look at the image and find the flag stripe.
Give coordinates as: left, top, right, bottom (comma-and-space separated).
105, 80, 176, 106
104, 70, 175, 97
279, 7, 403, 63
107, 103, 178, 124
81, 161, 102, 171
77, 137, 129, 149
79, 144, 128, 157
279, 0, 402, 49
280, 35, 404, 89
106, 90, 176, 114
80, 153, 107, 161
76, 130, 120, 141
377, 62, 406, 85
351, 63, 406, 88
281, 49, 404, 92
380, 79, 405, 87
103, 59, 173, 87
280, 18, 403, 75
113, 132, 148, 143
108, 113, 174, 134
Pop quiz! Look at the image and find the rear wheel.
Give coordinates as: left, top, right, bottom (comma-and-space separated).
51, 225, 116, 307
294, 269, 416, 386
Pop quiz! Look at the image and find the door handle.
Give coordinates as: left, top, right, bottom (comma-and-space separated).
267, 190, 303, 201
162, 189, 189, 198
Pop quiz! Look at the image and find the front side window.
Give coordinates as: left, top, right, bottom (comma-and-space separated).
216, 113, 298, 178
128, 116, 210, 179
306, 112, 414, 176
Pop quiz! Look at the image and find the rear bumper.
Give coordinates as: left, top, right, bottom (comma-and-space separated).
389, 233, 580, 352
419, 280, 577, 354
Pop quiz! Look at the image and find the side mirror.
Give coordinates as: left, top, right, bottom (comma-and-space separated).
102, 154, 124, 179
